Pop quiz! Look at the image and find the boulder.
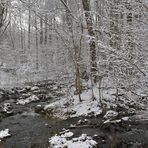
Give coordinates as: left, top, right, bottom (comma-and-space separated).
104, 110, 118, 120
31, 86, 39, 92
34, 105, 44, 114
0, 103, 14, 118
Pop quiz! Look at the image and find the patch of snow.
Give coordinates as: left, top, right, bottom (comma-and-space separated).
71, 97, 102, 117
104, 110, 118, 119
0, 129, 11, 141
31, 86, 39, 91
44, 89, 102, 118
103, 88, 116, 102
61, 132, 74, 138
16, 95, 39, 105
53, 86, 58, 90
21, 110, 39, 116
70, 124, 76, 128
103, 119, 110, 124
112, 119, 121, 123
37, 104, 42, 107
49, 132, 97, 148
26, 86, 31, 90
104, 119, 121, 124
2, 103, 13, 114
17, 88, 27, 93
44, 103, 58, 110
122, 117, 129, 121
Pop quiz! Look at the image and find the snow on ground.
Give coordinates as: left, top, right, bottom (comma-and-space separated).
2, 103, 10, 112
44, 88, 102, 118
103, 116, 129, 124
122, 116, 129, 121
16, 95, 39, 105
1, 103, 13, 114
21, 110, 39, 116
104, 110, 118, 119
0, 129, 11, 141
44, 84, 144, 119
49, 131, 97, 148
30, 86, 39, 91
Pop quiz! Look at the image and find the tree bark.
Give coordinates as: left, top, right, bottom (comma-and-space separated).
40, 17, 43, 44
61, 0, 82, 101
35, 13, 39, 70
44, 14, 48, 45
20, 13, 24, 50
0, 0, 5, 35
28, 0, 31, 49
109, 0, 121, 49
82, 0, 97, 83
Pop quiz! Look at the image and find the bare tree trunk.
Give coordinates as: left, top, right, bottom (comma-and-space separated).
82, 0, 97, 83
40, 17, 43, 44
109, 0, 121, 96
9, 10, 15, 50
23, 29, 26, 51
74, 46, 82, 102
35, 13, 39, 70
20, 13, 24, 50
0, 0, 5, 35
61, 0, 82, 102
44, 14, 48, 45
0, 6, 3, 29
126, 2, 134, 62
109, 0, 120, 49
28, 0, 31, 49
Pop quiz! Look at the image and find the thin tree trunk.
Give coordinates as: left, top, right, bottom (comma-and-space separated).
74, 46, 82, 102
9, 11, 15, 50
109, 0, 120, 49
20, 13, 24, 50
126, 2, 133, 62
40, 17, 43, 44
0, 0, 5, 35
28, 0, 31, 49
23, 29, 26, 52
44, 14, 48, 45
61, 0, 82, 102
35, 13, 39, 70
82, 0, 97, 83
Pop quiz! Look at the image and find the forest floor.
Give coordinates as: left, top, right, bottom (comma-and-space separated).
0, 79, 148, 148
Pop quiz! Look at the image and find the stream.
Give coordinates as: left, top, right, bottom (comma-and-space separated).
0, 82, 148, 148
0, 101, 51, 148
1, 101, 148, 148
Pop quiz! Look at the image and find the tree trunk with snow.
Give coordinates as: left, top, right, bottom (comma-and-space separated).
35, 13, 39, 70
28, 0, 31, 50
44, 14, 48, 45
40, 17, 43, 45
82, 0, 97, 83
61, 0, 82, 101
0, 0, 5, 36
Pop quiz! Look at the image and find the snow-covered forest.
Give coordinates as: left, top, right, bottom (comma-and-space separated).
0, 0, 148, 147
